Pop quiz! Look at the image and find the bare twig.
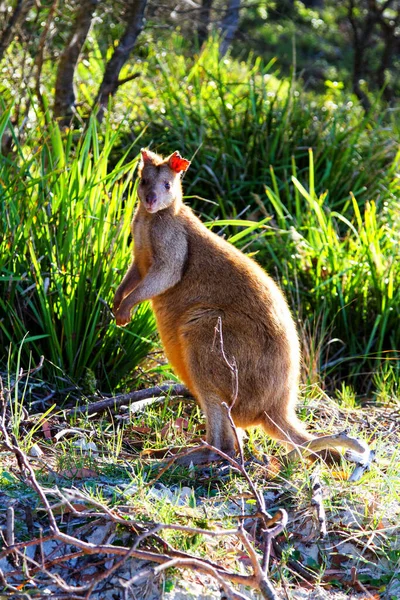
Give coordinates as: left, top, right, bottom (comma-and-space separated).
6, 507, 15, 548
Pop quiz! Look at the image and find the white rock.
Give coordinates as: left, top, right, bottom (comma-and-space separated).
72, 438, 98, 453
29, 443, 43, 457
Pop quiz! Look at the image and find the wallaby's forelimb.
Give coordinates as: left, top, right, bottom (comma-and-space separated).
113, 262, 141, 313
116, 262, 183, 326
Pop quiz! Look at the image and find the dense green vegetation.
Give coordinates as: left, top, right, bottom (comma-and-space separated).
1, 6, 400, 599
1, 35, 399, 397
0, 116, 156, 391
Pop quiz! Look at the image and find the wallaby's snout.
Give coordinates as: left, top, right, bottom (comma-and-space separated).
145, 190, 157, 207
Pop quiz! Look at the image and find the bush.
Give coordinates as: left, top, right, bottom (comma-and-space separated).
0, 114, 156, 392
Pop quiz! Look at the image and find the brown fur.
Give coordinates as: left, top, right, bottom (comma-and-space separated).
114, 149, 314, 464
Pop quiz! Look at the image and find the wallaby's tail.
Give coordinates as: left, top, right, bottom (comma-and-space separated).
261, 411, 344, 464
260, 410, 314, 449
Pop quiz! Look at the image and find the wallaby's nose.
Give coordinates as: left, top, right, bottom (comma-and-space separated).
146, 191, 157, 206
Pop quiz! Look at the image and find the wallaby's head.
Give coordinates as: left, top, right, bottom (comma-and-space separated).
138, 149, 190, 213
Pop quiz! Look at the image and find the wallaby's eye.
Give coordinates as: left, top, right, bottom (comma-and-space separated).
164, 181, 171, 191
141, 178, 147, 186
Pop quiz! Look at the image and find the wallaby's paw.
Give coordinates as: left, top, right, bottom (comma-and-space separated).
115, 309, 131, 327
113, 292, 124, 314
175, 450, 218, 466
175, 448, 234, 467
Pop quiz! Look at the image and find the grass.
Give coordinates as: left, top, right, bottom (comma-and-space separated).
115, 36, 399, 218
259, 149, 400, 391
1, 35, 398, 395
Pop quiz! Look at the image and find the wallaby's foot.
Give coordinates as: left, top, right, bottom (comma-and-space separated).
175, 447, 235, 466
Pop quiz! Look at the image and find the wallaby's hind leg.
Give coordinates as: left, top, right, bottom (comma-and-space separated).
176, 392, 237, 466
174, 320, 239, 466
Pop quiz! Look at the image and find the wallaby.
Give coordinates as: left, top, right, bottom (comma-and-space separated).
114, 149, 315, 465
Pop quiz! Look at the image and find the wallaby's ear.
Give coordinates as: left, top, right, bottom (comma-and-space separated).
140, 148, 153, 166
167, 151, 191, 173
139, 148, 161, 172
141, 148, 150, 160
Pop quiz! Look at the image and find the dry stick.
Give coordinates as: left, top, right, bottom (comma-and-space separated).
52, 487, 242, 541
52, 488, 255, 584
6, 507, 15, 547
67, 383, 191, 416
311, 470, 327, 539
6, 550, 86, 579
0, 486, 255, 591
154, 558, 251, 600
6, 535, 256, 590
238, 523, 282, 600
0, 528, 253, 590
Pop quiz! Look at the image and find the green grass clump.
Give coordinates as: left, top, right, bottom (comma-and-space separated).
114, 36, 398, 221
0, 113, 156, 391
261, 149, 400, 391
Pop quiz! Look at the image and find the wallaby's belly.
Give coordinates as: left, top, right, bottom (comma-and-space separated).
151, 297, 196, 393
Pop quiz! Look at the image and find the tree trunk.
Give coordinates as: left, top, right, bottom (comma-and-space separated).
347, 0, 375, 110
375, 3, 400, 102
197, 0, 213, 48
219, 0, 241, 57
302, 0, 324, 6
95, 0, 147, 122
53, 0, 98, 126
0, 0, 34, 63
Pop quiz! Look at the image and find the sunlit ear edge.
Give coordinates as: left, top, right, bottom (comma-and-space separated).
168, 151, 191, 173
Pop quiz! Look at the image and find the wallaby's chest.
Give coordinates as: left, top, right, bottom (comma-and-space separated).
132, 213, 153, 277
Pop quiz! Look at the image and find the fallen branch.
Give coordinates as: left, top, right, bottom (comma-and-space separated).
67, 383, 192, 417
